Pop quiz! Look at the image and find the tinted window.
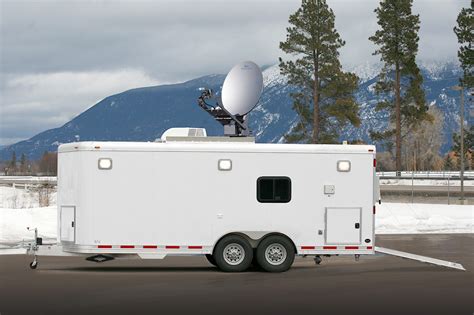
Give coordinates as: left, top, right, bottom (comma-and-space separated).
257, 177, 291, 203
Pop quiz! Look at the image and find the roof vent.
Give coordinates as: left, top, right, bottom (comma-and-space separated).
160, 128, 207, 142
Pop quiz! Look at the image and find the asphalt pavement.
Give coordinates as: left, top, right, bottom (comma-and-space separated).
0, 234, 472, 315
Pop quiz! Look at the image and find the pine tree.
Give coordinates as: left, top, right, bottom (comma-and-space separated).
444, 154, 456, 171
10, 151, 17, 170
452, 126, 474, 170
454, 0, 473, 88
279, 0, 360, 144
20, 153, 27, 173
369, 0, 430, 173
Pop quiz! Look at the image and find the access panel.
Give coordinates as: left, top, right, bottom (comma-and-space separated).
325, 207, 361, 244
60, 206, 75, 242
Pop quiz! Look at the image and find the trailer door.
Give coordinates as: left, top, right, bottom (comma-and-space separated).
60, 206, 75, 242
325, 207, 361, 244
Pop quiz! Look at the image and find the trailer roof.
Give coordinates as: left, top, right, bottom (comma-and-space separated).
59, 141, 375, 154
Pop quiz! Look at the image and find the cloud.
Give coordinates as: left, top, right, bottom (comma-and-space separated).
0, 69, 160, 145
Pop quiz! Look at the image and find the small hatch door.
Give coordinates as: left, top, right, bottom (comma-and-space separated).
60, 206, 75, 243
325, 207, 361, 244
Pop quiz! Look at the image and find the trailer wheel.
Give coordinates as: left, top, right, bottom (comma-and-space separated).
256, 236, 295, 273
214, 235, 253, 272
29, 261, 38, 270
205, 254, 217, 267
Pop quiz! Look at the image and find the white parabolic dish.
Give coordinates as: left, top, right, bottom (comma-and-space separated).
221, 61, 264, 116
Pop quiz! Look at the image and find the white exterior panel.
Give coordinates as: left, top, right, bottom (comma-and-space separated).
57, 141, 376, 255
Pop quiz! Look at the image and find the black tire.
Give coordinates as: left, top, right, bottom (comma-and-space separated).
29, 261, 38, 270
213, 235, 253, 272
256, 235, 295, 273
205, 254, 217, 266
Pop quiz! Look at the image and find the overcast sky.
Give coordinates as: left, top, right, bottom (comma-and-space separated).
0, 0, 469, 145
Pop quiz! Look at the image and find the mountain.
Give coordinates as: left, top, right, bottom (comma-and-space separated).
0, 61, 468, 160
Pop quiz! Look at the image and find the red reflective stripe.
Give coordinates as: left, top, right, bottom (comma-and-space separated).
188, 246, 202, 249
367, 246, 373, 250
373, 205, 376, 214
368, 149, 374, 152
166, 245, 180, 249
373, 158, 377, 167
345, 246, 359, 250
98, 245, 112, 249
120, 245, 134, 249
323, 246, 337, 250
301, 246, 315, 250
143, 245, 157, 249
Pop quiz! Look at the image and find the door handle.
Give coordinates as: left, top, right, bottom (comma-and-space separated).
72, 222, 75, 228
355, 223, 360, 229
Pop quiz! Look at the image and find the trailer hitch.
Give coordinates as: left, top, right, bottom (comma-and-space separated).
26, 227, 39, 269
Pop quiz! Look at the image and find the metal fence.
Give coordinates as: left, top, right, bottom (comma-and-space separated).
378, 171, 473, 205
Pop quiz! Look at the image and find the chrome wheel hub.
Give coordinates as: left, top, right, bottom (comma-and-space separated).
223, 243, 245, 265
265, 243, 287, 265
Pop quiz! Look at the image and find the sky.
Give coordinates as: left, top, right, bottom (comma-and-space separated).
0, 0, 469, 146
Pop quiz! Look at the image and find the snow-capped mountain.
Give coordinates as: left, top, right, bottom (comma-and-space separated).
0, 61, 468, 160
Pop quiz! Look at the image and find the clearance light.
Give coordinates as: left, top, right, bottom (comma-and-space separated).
337, 160, 351, 172
218, 159, 232, 171
98, 158, 112, 170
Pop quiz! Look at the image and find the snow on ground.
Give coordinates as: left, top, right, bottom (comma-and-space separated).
0, 202, 472, 244
376, 203, 472, 234
0, 186, 57, 209
0, 206, 56, 243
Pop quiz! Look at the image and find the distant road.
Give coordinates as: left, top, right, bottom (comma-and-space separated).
0, 234, 472, 315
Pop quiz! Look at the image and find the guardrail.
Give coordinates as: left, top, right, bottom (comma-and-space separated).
377, 171, 474, 180
0, 176, 57, 186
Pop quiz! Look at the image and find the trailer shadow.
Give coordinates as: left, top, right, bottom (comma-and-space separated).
47, 266, 222, 273
45, 264, 275, 273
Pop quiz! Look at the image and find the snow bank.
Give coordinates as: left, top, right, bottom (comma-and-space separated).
0, 203, 472, 243
0, 186, 57, 209
376, 203, 473, 234
0, 207, 56, 243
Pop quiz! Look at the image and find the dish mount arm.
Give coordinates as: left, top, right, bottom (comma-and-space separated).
197, 89, 249, 137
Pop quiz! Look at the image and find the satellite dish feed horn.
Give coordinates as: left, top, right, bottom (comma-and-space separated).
197, 61, 263, 137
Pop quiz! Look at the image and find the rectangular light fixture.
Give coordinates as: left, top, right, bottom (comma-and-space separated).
218, 159, 232, 171
337, 160, 351, 172
98, 158, 112, 170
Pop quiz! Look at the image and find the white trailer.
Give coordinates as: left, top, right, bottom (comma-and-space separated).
47, 130, 381, 272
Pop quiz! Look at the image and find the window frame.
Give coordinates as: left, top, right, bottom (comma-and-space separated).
256, 176, 292, 203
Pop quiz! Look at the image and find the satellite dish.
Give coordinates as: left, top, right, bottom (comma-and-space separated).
221, 61, 263, 116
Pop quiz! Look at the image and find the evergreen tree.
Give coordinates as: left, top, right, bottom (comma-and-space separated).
20, 153, 27, 173
444, 154, 456, 171
279, 0, 360, 144
454, 0, 473, 88
452, 126, 474, 170
10, 151, 16, 170
369, 0, 430, 173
